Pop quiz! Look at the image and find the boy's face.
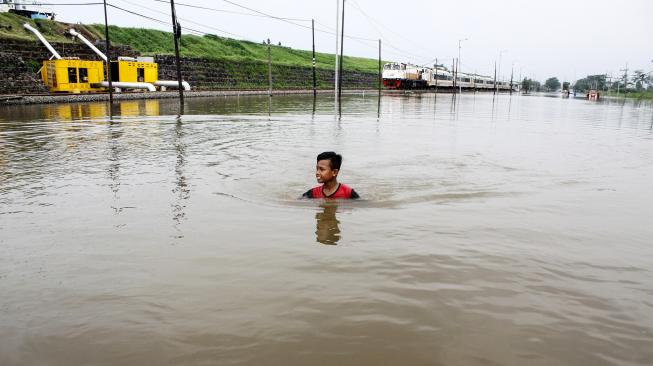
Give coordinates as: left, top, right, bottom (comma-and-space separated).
315, 159, 338, 184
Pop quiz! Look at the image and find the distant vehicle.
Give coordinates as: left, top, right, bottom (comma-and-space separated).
382, 62, 427, 89
383, 62, 513, 91
587, 90, 600, 100
0, 0, 55, 20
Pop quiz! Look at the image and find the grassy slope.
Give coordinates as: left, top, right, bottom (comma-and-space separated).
605, 90, 653, 100
94, 25, 381, 73
0, 13, 382, 73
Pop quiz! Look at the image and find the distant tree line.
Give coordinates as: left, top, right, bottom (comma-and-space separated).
573, 70, 652, 93
521, 78, 541, 92
522, 77, 562, 92
522, 69, 652, 94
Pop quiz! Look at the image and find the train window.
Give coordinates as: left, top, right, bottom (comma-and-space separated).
384, 64, 392, 70
78, 68, 88, 82
463, 78, 471, 82
68, 67, 78, 83
137, 68, 145, 82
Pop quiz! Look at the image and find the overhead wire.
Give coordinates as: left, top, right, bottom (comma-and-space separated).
153, 0, 311, 22
116, 0, 249, 39
159, 0, 378, 43
37, 0, 462, 69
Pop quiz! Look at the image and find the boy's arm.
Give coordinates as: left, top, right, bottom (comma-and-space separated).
302, 189, 313, 198
350, 189, 360, 199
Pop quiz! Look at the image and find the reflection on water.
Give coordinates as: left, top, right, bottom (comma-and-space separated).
1, 93, 653, 366
172, 116, 190, 230
315, 202, 340, 245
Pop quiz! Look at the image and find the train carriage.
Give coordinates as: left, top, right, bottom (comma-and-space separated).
382, 62, 428, 89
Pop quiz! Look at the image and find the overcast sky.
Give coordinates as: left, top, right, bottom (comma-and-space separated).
44, 0, 653, 82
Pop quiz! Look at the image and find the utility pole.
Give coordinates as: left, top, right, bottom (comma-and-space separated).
621, 63, 629, 96
102, 0, 113, 107
455, 58, 459, 93
510, 64, 514, 95
378, 39, 381, 95
312, 19, 316, 98
452, 58, 455, 90
268, 39, 272, 97
337, 0, 345, 110
434, 58, 438, 93
334, 0, 340, 108
497, 49, 506, 91
458, 38, 467, 94
493, 61, 497, 94
169, 0, 184, 107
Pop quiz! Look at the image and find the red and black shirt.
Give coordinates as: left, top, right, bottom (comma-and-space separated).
302, 183, 360, 199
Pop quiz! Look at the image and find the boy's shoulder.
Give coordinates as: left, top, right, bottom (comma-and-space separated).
302, 184, 359, 199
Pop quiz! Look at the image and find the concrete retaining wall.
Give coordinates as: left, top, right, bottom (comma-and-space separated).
0, 39, 378, 95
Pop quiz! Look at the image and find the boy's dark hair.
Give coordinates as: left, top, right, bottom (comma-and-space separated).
317, 151, 342, 170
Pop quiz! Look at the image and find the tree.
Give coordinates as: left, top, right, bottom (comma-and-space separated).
632, 70, 649, 91
521, 78, 541, 93
573, 74, 606, 92
521, 77, 531, 92
544, 77, 561, 91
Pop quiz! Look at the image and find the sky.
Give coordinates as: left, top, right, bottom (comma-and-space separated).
39, 0, 653, 82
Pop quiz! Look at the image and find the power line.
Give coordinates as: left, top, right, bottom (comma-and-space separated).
160, 0, 378, 43
152, 0, 311, 22
348, 0, 433, 60
116, 0, 249, 39
39, 0, 439, 64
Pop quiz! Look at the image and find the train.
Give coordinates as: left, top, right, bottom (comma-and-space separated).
382, 62, 516, 91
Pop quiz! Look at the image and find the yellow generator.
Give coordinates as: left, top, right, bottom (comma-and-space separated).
110, 58, 158, 83
41, 59, 105, 93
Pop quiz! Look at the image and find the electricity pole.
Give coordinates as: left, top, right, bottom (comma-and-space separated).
493, 61, 497, 94
268, 40, 272, 97
312, 19, 316, 98
620, 63, 629, 96
434, 57, 438, 93
378, 39, 381, 95
103, 0, 113, 106
338, 0, 345, 111
334, 0, 340, 108
170, 0, 184, 107
510, 63, 514, 94
458, 38, 467, 94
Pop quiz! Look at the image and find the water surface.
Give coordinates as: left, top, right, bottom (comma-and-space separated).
1, 93, 653, 365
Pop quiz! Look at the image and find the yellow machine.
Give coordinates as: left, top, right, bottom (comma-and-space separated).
111, 60, 158, 83
41, 59, 105, 93
26, 24, 186, 94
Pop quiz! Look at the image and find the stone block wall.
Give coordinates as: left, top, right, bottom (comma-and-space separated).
0, 39, 378, 94
0, 39, 136, 94
155, 55, 378, 90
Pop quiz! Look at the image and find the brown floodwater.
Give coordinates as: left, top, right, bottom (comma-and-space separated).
1, 93, 652, 365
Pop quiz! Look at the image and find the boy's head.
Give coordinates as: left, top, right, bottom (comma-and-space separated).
315, 151, 342, 184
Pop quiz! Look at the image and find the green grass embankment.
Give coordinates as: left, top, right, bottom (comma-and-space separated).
93, 25, 383, 74
0, 13, 384, 74
604, 90, 653, 100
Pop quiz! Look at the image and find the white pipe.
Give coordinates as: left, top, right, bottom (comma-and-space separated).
69, 28, 107, 62
23, 23, 61, 60
154, 80, 191, 91
95, 81, 156, 92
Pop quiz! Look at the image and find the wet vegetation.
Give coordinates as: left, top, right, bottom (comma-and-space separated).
0, 13, 383, 74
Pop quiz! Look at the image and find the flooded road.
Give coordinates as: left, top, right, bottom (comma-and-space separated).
1, 93, 653, 365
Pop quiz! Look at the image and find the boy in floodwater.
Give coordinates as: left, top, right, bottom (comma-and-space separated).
302, 151, 360, 199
